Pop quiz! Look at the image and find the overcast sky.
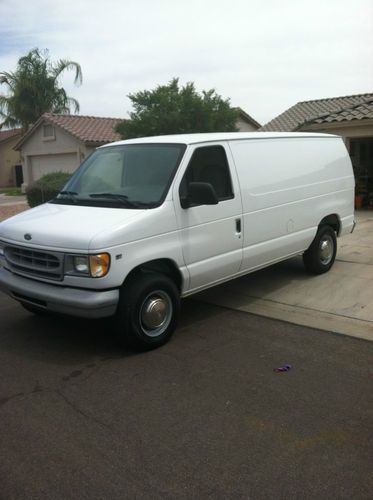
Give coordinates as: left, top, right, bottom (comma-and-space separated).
0, 0, 372, 126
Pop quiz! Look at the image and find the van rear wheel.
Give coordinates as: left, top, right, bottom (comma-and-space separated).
303, 225, 337, 274
114, 272, 180, 350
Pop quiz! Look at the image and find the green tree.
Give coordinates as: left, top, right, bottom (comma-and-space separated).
116, 78, 239, 139
0, 48, 82, 132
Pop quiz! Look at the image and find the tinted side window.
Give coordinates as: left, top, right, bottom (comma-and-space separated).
179, 146, 233, 204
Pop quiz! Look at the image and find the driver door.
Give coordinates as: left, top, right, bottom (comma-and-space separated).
173, 143, 243, 292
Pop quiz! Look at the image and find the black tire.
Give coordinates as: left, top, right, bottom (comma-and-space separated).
303, 225, 337, 274
114, 272, 180, 350
21, 302, 50, 316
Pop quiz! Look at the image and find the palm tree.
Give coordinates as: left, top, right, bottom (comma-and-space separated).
0, 48, 82, 133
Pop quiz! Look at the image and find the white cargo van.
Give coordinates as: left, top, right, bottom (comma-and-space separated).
0, 132, 355, 349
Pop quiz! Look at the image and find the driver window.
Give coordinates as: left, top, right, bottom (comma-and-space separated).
179, 145, 234, 204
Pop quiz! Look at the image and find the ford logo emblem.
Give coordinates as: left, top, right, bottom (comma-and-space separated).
24, 234, 32, 241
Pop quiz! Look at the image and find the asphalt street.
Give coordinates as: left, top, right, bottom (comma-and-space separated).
0, 292, 372, 499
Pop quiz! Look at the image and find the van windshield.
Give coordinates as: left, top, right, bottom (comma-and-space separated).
51, 143, 186, 209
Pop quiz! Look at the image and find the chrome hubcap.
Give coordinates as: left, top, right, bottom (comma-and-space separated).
140, 290, 172, 337
319, 235, 333, 265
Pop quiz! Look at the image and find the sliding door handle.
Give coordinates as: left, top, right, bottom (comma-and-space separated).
235, 218, 241, 234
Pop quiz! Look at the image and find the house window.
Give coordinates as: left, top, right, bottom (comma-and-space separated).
43, 124, 55, 140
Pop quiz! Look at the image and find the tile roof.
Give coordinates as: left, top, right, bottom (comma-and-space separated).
15, 113, 122, 150
0, 128, 22, 143
306, 98, 373, 125
43, 113, 122, 143
260, 93, 373, 131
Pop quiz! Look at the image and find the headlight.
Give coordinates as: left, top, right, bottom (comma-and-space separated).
74, 256, 89, 273
65, 253, 110, 278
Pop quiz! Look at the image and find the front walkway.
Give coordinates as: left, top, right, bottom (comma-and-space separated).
196, 211, 373, 342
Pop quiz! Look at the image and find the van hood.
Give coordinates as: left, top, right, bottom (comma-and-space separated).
0, 202, 145, 251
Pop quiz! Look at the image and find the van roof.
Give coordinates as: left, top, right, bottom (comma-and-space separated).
101, 131, 339, 148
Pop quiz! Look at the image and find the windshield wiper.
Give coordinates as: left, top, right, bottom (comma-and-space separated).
89, 192, 128, 200
89, 193, 147, 208
59, 190, 79, 196
55, 190, 79, 203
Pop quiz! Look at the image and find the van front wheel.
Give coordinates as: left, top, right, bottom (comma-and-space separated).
303, 225, 337, 274
115, 272, 180, 350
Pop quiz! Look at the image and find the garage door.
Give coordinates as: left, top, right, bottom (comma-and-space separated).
30, 154, 78, 181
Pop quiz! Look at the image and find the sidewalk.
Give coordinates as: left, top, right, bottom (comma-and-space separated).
0, 194, 29, 222
0, 193, 27, 206
196, 211, 373, 342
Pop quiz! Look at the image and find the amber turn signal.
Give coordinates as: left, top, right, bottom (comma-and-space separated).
89, 253, 110, 278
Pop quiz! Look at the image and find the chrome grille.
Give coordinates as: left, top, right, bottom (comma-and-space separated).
3, 244, 64, 280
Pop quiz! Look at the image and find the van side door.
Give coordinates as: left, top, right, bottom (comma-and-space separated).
173, 143, 243, 292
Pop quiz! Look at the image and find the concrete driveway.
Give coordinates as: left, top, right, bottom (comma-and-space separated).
197, 211, 373, 342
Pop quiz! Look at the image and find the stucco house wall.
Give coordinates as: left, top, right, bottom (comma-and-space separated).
236, 117, 259, 132
0, 135, 22, 187
300, 119, 373, 147
20, 125, 88, 187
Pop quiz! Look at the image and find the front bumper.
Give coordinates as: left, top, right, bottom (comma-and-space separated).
0, 267, 119, 318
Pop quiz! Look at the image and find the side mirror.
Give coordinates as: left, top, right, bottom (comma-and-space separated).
182, 182, 218, 208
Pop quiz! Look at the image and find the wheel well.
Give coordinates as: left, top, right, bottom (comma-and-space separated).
319, 214, 341, 236
123, 259, 183, 291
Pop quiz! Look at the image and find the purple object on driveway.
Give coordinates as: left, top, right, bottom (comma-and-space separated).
274, 364, 293, 372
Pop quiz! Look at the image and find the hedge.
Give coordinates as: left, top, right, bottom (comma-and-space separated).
26, 172, 73, 208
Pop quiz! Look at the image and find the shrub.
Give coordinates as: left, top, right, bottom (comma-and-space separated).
26, 171, 72, 207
